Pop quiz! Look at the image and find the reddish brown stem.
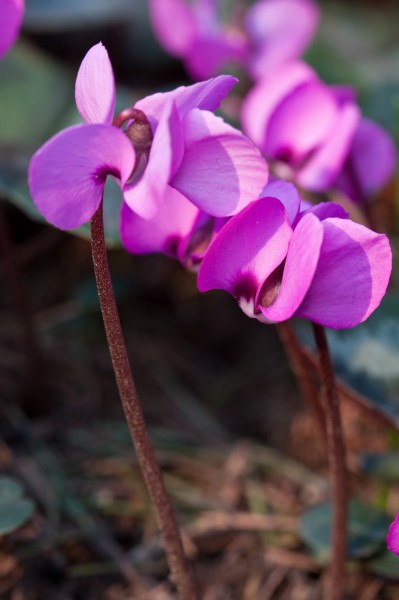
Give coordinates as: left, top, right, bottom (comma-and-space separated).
312, 323, 347, 600
276, 321, 326, 441
91, 204, 198, 600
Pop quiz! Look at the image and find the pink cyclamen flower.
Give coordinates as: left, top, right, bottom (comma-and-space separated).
0, 0, 24, 58
29, 43, 268, 231
387, 513, 399, 555
241, 61, 397, 203
197, 180, 392, 329
149, 0, 319, 81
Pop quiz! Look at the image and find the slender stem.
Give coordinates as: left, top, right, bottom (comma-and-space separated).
276, 322, 327, 441
312, 323, 347, 600
91, 204, 198, 600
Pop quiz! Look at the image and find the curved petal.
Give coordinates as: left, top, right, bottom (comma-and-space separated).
29, 124, 135, 230
246, 0, 320, 79
135, 75, 237, 123
298, 201, 349, 223
297, 103, 360, 191
347, 118, 397, 199
185, 32, 247, 80
241, 61, 315, 150
0, 0, 24, 58
264, 81, 338, 164
123, 100, 184, 218
198, 197, 292, 316
75, 43, 116, 125
172, 109, 268, 216
259, 213, 323, 321
148, 0, 196, 57
121, 186, 199, 257
296, 218, 392, 329
387, 513, 399, 556
261, 179, 301, 225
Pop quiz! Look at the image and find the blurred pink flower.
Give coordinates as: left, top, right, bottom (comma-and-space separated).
241, 61, 397, 203
0, 0, 24, 58
149, 0, 319, 80
198, 180, 392, 329
29, 43, 268, 230
387, 513, 399, 556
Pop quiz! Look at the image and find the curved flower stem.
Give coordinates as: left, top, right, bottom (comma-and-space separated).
276, 322, 327, 443
312, 323, 347, 600
91, 203, 198, 600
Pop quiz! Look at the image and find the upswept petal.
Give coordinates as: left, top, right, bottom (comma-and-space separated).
261, 179, 301, 225
172, 109, 268, 216
135, 75, 237, 123
75, 43, 116, 125
246, 0, 320, 79
0, 0, 24, 58
123, 100, 184, 218
297, 103, 360, 191
120, 186, 199, 257
347, 118, 397, 199
28, 124, 135, 230
148, 0, 196, 57
241, 61, 315, 149
296, 218, 392, 328
387, 513, 399, 556
198, 197, 292, 309
258, 213, 323, 321
297, 202, 349, 224
263, 81, 338, 164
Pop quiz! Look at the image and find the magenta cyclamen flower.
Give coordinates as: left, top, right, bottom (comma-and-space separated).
1, 0, 24, 58
387, 513, 399, 556
242, 61, 397, 204
197, 180, 391, 329
149, 0, 319, 81
29, 43, 268, 230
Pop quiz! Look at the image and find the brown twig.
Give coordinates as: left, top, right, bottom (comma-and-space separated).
91, 203, 198, 600
312, 324, 347, 600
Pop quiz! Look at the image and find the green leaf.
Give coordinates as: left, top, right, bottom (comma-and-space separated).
0, 41, 73, 147
0, 476, 35, 536
25, 0, 133, 32
0, 476, 24, 505
299, 500, 390, 562
369, 549, 399, 579
359, 453, 399, 482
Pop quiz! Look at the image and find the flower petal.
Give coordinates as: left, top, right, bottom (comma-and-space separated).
241, 61, 315, 150
297, 103, 360, 191
298, 202, 349, 223
172, 109, 268, 216
123, 100, 184, 218
0, 0, 24, 58
149, 0, 196, 57
246, 0, 320, 79
75, 43, 116, 125
347, 118, 397, 200
264, 81, 338, 164
28, 124, 135, 230
121, 185, 199, 257
135, 75, 237, 123
185, 33, 247, 80
387, 513, 399, 556
296, 218, 392, 328
259, 213, 323, 321
261, 178, 301, 224
198, 197, 292, 312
